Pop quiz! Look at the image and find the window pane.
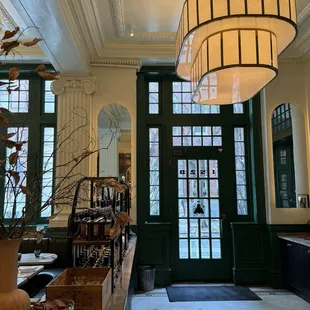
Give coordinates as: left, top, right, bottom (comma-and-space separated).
44, 81, 56, 113
4, 128, 29, 218
234, 128, 248, 215
41, 127, 55, 217
149, 82, 159, 114
149, 128, 160, 215
172, 126, 222, 147
172, 81, 220, 114
0, 80, 30, 113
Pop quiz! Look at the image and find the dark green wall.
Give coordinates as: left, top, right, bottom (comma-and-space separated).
231, 222, 309, 288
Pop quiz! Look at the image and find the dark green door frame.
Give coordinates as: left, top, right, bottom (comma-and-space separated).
136, 67, 266, 285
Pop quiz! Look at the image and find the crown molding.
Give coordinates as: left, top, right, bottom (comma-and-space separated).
91, 58, 141, 69
99, 42, 174, 59
109, 0, 126, 37
56, 0, 91, 61
278, 58, 304, 65
298, 3, 310, 25
134, 32, 176, 41
59, 0, 105, 59
0, 2, 17, 29
51, 77, 97, 95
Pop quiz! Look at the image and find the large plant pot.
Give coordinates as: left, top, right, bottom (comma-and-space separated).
0, 239, 30, 310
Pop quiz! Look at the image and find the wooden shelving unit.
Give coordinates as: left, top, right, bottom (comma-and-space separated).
67, 177, 131, 292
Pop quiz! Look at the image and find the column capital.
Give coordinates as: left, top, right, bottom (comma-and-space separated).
51, 77, 97, 95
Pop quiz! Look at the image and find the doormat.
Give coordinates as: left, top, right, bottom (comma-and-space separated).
166, 286, 262, 302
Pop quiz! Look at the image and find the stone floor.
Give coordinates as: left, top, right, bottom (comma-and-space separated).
132, 286, 310, 310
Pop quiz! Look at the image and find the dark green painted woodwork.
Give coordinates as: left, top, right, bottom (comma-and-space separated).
136, 223, 172, 286
136, 67, 267, 285
231, 222, 309, 288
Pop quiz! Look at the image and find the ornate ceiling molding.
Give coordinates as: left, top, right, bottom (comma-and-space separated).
0, 2, 17, 29
109, 0, 126, 37
278, 58, 304, 65
134, 32, 176, 40
297, 3, 310, 25
100, 42, 174, 59
51, 77, 97, 95
91, 58, 142, 69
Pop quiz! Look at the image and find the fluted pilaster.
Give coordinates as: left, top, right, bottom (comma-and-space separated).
49, 77, 97, 227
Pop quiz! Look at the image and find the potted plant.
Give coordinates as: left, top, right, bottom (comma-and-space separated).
0, 25, 94, 310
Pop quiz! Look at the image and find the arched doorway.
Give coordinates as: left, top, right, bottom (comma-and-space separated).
97, 104, 131, 182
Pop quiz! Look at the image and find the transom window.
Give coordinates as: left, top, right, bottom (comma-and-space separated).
0, 80, 29, 112
172, 81, 220, 114
172, 126, 222, 147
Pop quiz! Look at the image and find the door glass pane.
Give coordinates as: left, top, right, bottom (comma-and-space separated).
199, 160, 208, 178
209, 160, 218, 178
190, 219, 199, 238
210, 179, 219, 197
188, 160, 197, 178
179, 219, 188, 238
190, 239, 199, 259
177, 159, 222, 261
178, 160, 187, 178
211, 219, 220, 238
199, 180, 208, 197
201, 239, 211, 258
210, 199, 220, 218
212, 239, 222, 259
189, 179, 198, 197
179, 239, 189, 259
190, 199, 208, 217
179, 199, 188, 217
178, 180, 187, 197
200, 219, 209, 238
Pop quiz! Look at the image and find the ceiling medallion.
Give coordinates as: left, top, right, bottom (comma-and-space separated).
175, 0, 297, 105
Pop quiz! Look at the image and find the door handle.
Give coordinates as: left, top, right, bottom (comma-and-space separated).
220, 219, 223, 239
220, 214, 226, 239
287, 243, 292, 247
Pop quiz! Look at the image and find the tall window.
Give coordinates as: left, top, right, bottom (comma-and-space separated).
149, 128, 160, 216
0, 68, 57, 223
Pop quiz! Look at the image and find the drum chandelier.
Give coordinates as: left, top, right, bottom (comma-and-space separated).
175, 0, 297, 105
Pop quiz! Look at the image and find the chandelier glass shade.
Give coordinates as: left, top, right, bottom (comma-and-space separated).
175, 0, 297, 105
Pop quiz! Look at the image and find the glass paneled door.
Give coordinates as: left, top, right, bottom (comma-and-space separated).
171, 155, 231, 281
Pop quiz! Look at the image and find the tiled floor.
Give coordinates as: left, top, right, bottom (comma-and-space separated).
132, 286, 310, 310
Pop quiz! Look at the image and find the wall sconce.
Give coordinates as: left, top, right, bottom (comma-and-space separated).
128, 25, 135, 37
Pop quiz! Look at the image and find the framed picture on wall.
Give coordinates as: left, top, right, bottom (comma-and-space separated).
297, 194, 309, 208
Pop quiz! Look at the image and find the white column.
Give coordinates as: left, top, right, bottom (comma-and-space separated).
291, 105, 309, 203
49, 77, 97, 227
98, 129, 120, 177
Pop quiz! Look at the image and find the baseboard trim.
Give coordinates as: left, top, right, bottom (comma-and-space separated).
233, 268, 270, 285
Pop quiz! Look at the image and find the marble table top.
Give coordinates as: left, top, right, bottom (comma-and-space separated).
17, 277, 28, 287
17, 265, 44, 287
106, 235, 137, 310
19, 253, 57, 266
278, 233, 310, 248
18, 265, 44, 279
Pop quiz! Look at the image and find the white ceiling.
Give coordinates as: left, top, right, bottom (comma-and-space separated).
1, 0, 310, 72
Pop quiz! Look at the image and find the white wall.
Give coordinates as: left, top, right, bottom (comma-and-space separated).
261, 62, 310, 224
90, 66, 137, 224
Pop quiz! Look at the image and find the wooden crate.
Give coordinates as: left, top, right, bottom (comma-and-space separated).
46, 268, 112, 310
